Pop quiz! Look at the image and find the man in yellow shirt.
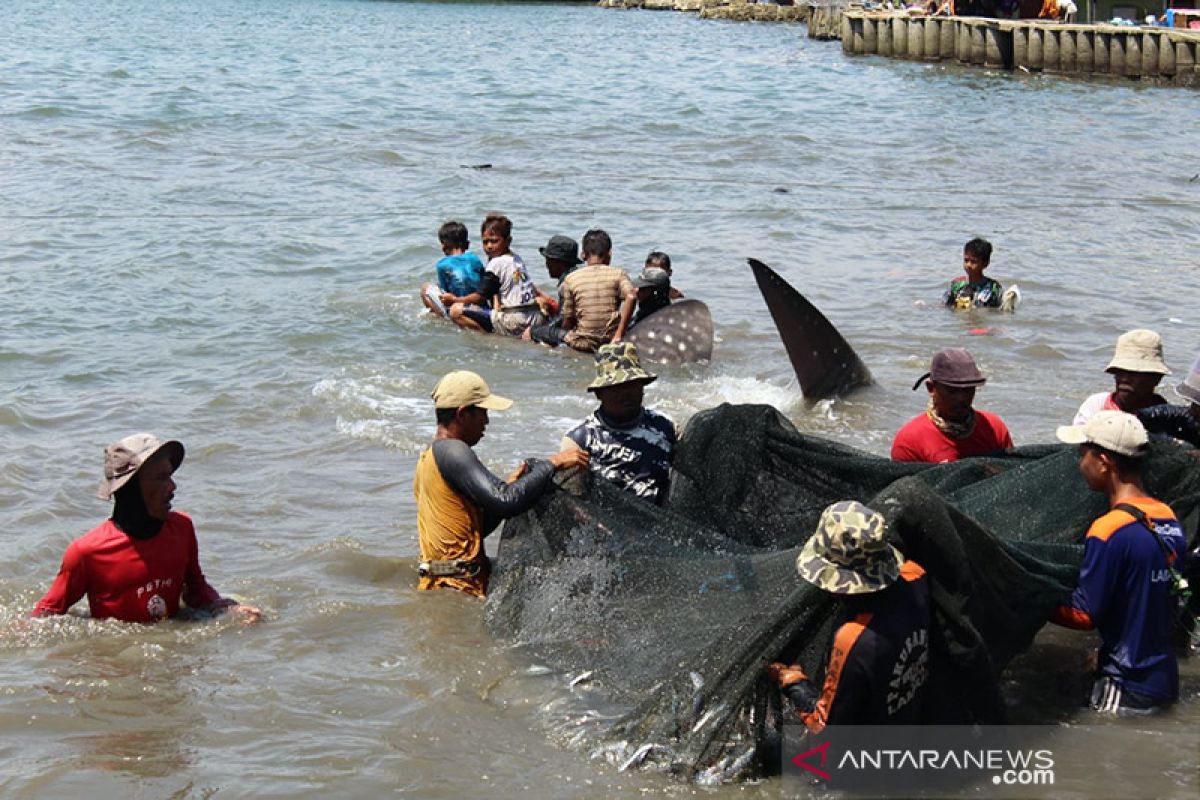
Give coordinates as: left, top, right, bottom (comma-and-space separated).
412, 371, 588, 597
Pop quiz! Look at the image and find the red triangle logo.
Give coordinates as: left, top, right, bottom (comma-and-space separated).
791, 740, 832, 780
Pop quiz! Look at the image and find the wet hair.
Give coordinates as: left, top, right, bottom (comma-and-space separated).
582, 229, 612, 258
438, 220, 469, 250
481, 214, 512, 239
964, 238, 992, 264
645, 251, 672, 273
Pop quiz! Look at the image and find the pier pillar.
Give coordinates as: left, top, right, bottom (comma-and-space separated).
1109, 33, 1125, 76
1027, 25, 1043, 70
842, 12, 852, 48
1176, 39, 1196, 86
984, 25, 1011, 68
1075, 30, 1094, 73
1059, 29, 1076, 73
893, 17, 909, 58
879, 16, 893, 57
924, 17, 940, 59
956, 21, 971, 63
1125, 33, 1141, 77
1013, 25, 1028, 69
1158, 32, 1175, 75
970, 23, 986, 65
1141, 33, 1159, 78
864, 16, 878, 54
940, 17, 956, 59
1044, 26, 1060, 71
908, 19, 924, 60
1094, 31, 1109, 73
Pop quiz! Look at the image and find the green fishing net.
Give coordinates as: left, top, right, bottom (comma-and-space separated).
485, 404, 1200, 782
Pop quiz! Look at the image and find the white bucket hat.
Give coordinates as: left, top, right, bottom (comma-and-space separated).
1105, 329, 1170, 375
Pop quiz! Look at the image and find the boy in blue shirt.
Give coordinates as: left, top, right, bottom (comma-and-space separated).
1052, 411, 1187, 714
421, 220, 486, 322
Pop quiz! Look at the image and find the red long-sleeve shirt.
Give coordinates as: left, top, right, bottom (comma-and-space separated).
32, 512, 226, 623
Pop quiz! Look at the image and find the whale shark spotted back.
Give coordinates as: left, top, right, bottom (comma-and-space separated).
624, 299, 714, 365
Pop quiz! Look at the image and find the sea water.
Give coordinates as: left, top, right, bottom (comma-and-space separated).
2, 0, 1198, 795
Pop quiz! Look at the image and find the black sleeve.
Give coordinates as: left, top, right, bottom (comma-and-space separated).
1137, 404, 1200, 448
478, 271, 500, 300
432, 440, 555, 534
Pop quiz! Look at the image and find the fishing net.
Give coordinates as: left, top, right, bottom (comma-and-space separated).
484, 403, 1200, 783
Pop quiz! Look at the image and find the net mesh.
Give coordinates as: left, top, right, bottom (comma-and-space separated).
485, 403, 1200, 782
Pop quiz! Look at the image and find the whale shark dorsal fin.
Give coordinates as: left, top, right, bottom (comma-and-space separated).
748, 258, 873, 400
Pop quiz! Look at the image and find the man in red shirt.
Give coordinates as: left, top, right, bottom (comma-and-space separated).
891, 348, 1013, 463
32, 433, 260, 624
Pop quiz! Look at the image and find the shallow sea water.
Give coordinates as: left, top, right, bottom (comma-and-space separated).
2, 0, 1199, 796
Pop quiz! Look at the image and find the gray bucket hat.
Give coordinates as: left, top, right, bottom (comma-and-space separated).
538, 235, 583, 265
796, 501, 904, 595
1175, 355, 1200, 405
633, 267, 670, 291
97, 433, 185, 500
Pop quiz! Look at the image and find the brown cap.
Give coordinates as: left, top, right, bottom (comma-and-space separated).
431, 370, 513, 410
97, 433, 185, 500
912, 348, 987, 390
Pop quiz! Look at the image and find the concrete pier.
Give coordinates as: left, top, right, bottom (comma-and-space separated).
840, 12, 1200, 86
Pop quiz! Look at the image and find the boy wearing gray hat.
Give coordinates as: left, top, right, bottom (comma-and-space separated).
526, 234, 583, 347
891, 348, 1012, 463
1051, 411, 1187, 714
32, 434, 260, 624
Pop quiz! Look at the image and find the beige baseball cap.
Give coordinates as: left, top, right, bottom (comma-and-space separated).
97, 433, 185, 500
1056, 410, 1149, 457
431, 370, 513, 410
1106, 329, 1170, 375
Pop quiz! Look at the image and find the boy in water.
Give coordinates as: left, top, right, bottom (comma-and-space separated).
422, 220, 485, 320
448, 215, 544, 337
943, 238, 1003, 309
646, 250, 684, 300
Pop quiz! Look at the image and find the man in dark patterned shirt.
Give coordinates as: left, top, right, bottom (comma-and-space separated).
561, 343, 676, 505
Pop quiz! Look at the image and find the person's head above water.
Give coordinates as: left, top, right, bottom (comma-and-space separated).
644, 250, 672, 275
587, 342, 655, 424
437, 220, 469, 254
480, 214, 512, 261
98, 433, 185, 535
539, 234, 582, 279
432, 370, 514, 447
796, 501, 904, 596
963, 237, 992, 283
581, 229, 612, 264
1105, 329, 1170, 413
913, 348, 987, 423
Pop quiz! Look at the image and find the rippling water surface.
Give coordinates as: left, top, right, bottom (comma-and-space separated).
2, 0, 1199, 796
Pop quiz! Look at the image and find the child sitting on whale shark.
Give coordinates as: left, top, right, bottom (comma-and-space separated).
422, 220, 486, 321
447, 214, 545, 337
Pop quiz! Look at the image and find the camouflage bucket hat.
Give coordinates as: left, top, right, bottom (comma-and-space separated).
796, 501, 904, 595
587, 342, 657, 391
